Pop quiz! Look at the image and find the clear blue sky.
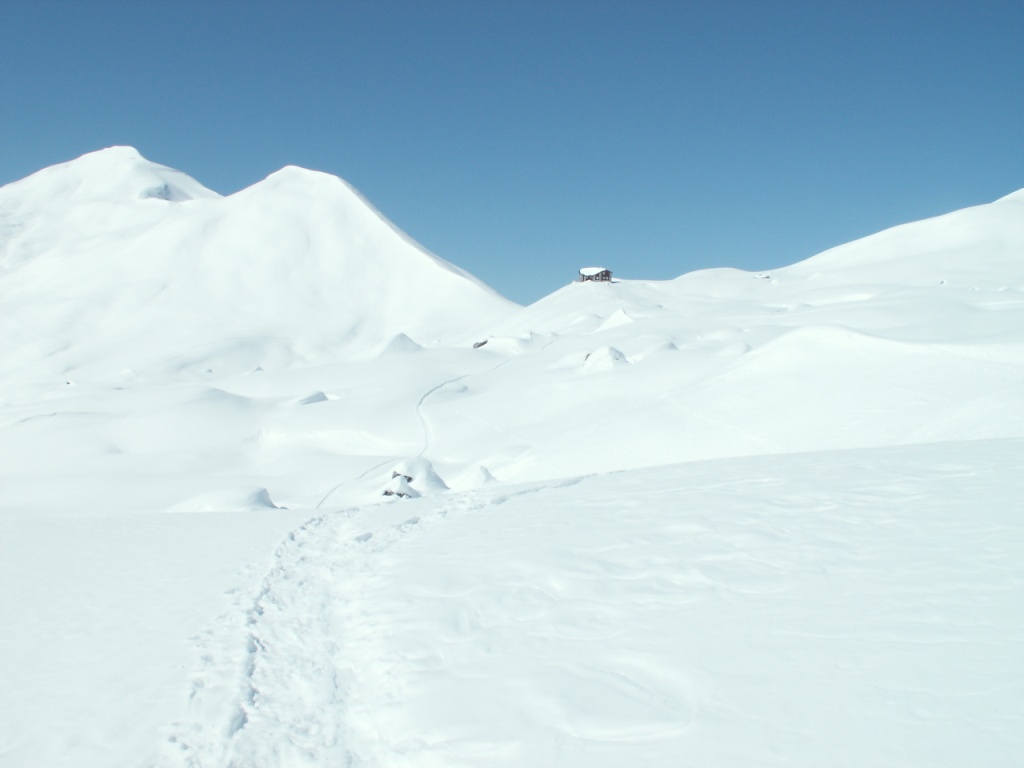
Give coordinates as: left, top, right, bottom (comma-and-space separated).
2, 0, 1022, 304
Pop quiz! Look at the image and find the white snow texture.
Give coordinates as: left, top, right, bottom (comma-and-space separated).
1, 147, 1023, 768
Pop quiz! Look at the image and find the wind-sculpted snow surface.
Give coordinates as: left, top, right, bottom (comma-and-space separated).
145, 442, 1022, 768
1, 151, 1024, 766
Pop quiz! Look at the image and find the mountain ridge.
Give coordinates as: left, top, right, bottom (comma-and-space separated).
0, 147, 518, 379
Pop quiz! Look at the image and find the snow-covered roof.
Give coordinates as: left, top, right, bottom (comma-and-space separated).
579, 266, 610, 276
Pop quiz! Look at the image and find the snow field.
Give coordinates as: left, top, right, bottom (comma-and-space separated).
0, 510, 310, 768
139, 440, 1024, 768
2, 148, 1024, 766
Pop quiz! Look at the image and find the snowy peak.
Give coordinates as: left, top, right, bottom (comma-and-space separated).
0, 147, 217, 275
243, 164, 355, 201
0, 145, 220, 207
0, 148, 518, 378
226, 163, 492, 290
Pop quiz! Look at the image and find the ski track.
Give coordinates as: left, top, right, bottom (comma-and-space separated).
414, 374, 470, 459
316, 350, 524, 509
158, 477, 582, 768
414, 348, 529, 460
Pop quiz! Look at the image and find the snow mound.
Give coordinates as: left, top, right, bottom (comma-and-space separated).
384, 458, 450, 498
631, 337, 679, 362
582, 345, 628, 372
377, 333, 424, 356
474, 464, 497, 484
472, 332, 551, 355
595, 307, 635, 332
166, 486, 285, 513
447, 463, 499, 490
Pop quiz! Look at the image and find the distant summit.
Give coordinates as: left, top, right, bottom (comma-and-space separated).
0, 145, 221, 206
0, 148, 518, 380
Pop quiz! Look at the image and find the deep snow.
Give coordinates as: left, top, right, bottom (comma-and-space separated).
1, 148, 1022, 767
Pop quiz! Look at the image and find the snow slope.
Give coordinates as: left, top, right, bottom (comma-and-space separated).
436, 189, 1024, 481
1, 150, 1023, 767
160, 441, 1024, 768
0, 147, 516, 388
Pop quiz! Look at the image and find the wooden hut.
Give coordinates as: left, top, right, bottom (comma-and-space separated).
579, 267, 612, 282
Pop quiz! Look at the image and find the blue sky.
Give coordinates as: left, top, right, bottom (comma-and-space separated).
2, 0, 1022, 304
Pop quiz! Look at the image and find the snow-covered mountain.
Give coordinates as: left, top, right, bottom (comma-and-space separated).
0, 147, 516, 386
2, 150, 1023, 768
